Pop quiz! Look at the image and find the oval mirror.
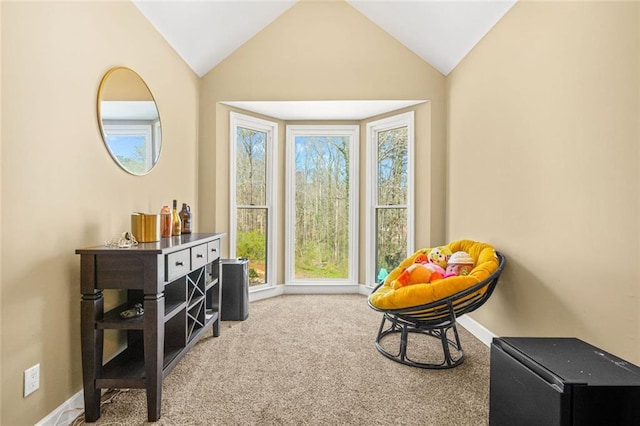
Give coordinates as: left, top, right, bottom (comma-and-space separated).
97, 67, 162, 175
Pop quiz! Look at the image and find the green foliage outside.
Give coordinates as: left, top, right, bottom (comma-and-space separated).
294, 238, 350, 279
236, 230, 266, 263
234, 123, 410, 283
295, 264, 348, 279
379, 251, 405, 274
116, 141, 147, 175
294, 135, 350, 279
375, 127, 409, 276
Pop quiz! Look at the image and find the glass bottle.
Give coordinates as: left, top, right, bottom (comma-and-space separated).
171, 199, 181, 236
160, 205, 172, 238
179, 203, 192, 234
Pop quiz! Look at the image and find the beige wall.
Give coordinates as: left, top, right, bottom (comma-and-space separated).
199, 0, 447, 277
0, 1, 199, 424
101, 67, 155, 101
446, 1, 640, 362
5, 0, 637, 423
0, 0, 4, 414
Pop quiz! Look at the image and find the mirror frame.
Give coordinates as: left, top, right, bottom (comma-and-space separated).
96, 67, 162, 176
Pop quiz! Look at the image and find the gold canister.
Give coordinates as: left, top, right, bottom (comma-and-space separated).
131, 213, 161, 243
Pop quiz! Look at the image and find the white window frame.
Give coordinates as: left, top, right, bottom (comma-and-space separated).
103, 122, 155, 169
365, 111, 415, 287
229, 112, 278, 290
285, 125, 359, 286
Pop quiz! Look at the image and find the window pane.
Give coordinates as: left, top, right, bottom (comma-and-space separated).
377, 126, 408, 205
376, 208, 407, 280
106, 134, 150, 175
236, 208, 267, 286
294, 136, 349, 279
236, 127, 266, 206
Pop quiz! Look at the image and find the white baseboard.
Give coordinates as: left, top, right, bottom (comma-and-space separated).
282, 284, 362, 294
457, 314, 498, 347
36, 389, 84, 426
359, 284, 374, 296
248, 284, 285, 302
249, 283, 370, 302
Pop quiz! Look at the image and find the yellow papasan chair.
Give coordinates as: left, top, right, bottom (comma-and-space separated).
368, 239, 505, 369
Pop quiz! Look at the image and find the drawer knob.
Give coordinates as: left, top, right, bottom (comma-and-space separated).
197, 254, 204, 258
211, 248, 217, 252
175, 261, 184, 267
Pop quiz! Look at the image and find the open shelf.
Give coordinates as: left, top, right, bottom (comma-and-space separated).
77, 233, 224, 422
97, 302, 145, 330
205, 309, 219, 325
205, 278, 218, 292
99, 347, 145, 381
164, 300, 187, 322
205, 261, 221, 325
96, 343, 184, 389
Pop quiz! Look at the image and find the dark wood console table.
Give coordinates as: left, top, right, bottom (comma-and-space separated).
77, 233, 224, 422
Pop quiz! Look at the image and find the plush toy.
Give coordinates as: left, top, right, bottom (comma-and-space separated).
428, 246, 452, 269
392, 252, 446, 289
444, 251, 475, 277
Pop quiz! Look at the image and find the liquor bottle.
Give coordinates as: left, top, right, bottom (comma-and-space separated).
160, 205, 172, 238
171, 199, 181, 236
179, 203, 192, 234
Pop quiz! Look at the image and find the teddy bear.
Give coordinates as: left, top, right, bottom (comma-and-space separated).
392, 246, 452, 289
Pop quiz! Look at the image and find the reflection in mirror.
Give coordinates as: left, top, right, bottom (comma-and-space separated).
97, 67, 162, 175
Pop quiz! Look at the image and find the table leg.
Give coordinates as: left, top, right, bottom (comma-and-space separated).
143, 295, 164, 422
81, 293, 103, 422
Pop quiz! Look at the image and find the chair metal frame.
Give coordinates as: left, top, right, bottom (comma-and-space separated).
369, 252, 505, 369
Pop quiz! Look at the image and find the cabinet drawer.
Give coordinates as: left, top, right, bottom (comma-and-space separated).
191, 244, 208, 270
166, 249, 190, 281
207, 240, 220, 263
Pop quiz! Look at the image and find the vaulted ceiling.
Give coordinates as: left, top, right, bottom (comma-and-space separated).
133, 0, 517, 78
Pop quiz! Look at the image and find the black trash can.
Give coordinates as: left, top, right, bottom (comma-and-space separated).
221, 258, 249, 321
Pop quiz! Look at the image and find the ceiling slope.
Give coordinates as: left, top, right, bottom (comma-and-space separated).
133, 0, 516, 77
134, 0, 516, 78
132, 0, 517, 120
133, 0, 297, 77
347, 0, 517, 75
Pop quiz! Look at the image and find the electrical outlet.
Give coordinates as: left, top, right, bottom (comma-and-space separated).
24, 364, 40, 397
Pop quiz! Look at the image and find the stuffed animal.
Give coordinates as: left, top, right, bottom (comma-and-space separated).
392, 252, 446, 289
444, 251, 475, 277
428, 246, 452, 269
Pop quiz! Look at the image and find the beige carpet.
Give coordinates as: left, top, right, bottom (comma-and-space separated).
76, 294, 490, 425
